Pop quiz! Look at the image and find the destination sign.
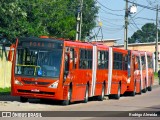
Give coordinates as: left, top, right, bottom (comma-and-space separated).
21, 41, 63, 49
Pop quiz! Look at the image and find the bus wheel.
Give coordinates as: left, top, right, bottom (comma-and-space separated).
62, 88, 71, 106
148, 80, 152, 91
142, 81, 147, 93
97, 84, 105, 101
148, 86, 152, 91
138, 80, 142, 95
20, 96, 28, 103
108, 95, 113, 99
130, 82, 136, 96
83, 85, 89, 103
113, 84, 121, 99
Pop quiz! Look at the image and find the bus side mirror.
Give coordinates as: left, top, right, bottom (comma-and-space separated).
8, 50, 13, 61
8, 44, 15, 62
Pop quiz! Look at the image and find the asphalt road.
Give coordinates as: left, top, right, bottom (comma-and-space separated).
0, 84, 160, 120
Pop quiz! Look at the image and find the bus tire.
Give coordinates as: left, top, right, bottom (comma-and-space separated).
97, 84, 105, 101
83, 85, 89, 103
20, 96, 28, 103
113, 84, 121, 99
142, 80, 147, 93
148, 86, 152, 91
130, 82, 136, 96
138, 80, 142, 95
148, 79, 152, 91
62, 88, 71, 106
108, 95, 113, 99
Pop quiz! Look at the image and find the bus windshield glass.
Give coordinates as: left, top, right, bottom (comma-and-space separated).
15, 39, 63, 78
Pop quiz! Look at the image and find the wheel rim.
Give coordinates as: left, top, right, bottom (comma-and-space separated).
134, 83, 136, 93
68, 90, 71, 101
85, 87, 88, 100
102, 87, 104, 98
118, 85, 120, 97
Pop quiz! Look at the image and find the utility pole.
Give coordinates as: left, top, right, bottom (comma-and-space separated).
124, 0, 128, 50
155, 4, 159, 72
76, 0, 83, 41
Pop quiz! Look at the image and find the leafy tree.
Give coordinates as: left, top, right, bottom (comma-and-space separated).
128, 23, 160, 43
0, 0, 98, 42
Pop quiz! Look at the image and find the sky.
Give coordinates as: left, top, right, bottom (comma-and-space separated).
93, 0, 160, 44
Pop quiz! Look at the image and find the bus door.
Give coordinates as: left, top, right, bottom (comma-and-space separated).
64, 47, 81, 101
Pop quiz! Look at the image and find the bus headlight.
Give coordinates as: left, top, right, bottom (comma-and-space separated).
15, 79, 23, 85
49, 81, 59, 88
127, 78, 131, 84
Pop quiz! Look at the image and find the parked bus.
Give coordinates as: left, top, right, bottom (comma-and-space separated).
107, 47, 128, 99
126, 50, 142, 96
140, 51, 154, 93
146, 51, 154, 91
9, 37, 129, 105
126, 50, 154, 96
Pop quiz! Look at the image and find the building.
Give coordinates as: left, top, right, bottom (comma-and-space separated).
92, 39, 159, 70
91, 38, 120, 46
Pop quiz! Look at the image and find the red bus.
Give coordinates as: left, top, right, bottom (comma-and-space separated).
9, 37, 130, 105
107, 47, 128, 99
146, 51, 154, 91
126, 50, 141, 96
140, 51, 154, 93
126, 50, 154, 96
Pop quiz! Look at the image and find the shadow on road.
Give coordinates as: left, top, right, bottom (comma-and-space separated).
0, 94, 106, 106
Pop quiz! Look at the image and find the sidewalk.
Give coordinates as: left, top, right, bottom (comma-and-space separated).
154, 78, 159, 85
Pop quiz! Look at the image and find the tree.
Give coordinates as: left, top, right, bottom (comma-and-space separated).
128, 23, 160, 43
0, 0, 98, 42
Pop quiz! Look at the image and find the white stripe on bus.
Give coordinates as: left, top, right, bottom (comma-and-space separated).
145, 52, 149, 87
91, 45, 97, 96
107, 47, 113, 95
139, 54, 143, 89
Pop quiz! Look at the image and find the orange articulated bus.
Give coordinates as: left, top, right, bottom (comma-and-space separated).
140, 51, 154, 93
126, 50, 142, 96
107, 47, 128, 99
146, 51, 154, 91
9, 37, 128, 105
9, 37, 153, 105
126, 50, 154, 96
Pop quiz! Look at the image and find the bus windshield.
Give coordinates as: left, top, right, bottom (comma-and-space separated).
15, 48, 62, 78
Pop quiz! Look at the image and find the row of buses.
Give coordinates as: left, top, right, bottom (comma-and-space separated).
8, 36, 154, 105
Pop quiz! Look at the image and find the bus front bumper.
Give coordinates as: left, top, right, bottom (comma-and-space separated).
12, 85, 63, 100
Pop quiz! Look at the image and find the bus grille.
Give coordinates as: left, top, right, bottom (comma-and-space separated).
22, 80, 50, 86
18, 89, 55, 96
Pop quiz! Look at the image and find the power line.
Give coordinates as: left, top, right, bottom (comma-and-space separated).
134, 17, 156, 21
99, 7, 124, 17
100, 17, 123, 21
130, 17, 141, 30
96, 0, 124, 12
101, 18, 123, 26
127, 0, 160, 12
131, 0, 157, 19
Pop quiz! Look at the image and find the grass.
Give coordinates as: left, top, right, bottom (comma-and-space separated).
0, 87, 11, 95
154, 72, 158, 80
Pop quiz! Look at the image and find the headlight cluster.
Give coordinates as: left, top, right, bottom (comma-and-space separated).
14, 79, 23, 85
48, 81, 59, 88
